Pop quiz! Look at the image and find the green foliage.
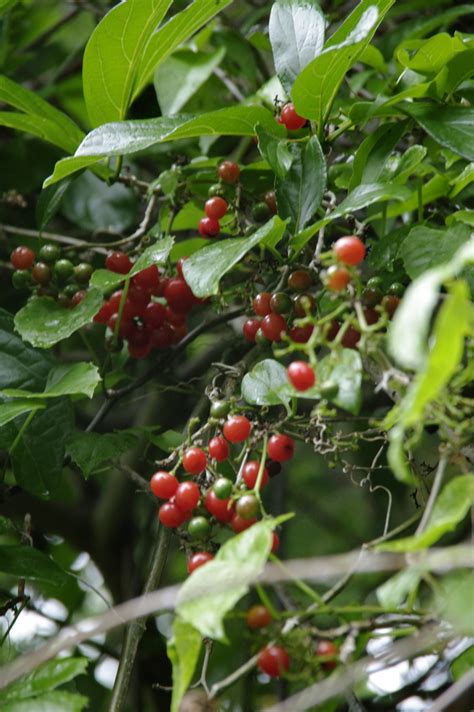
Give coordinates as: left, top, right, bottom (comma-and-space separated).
167, 618, 202, 712
66, 431, 138, 478
0, 545, 71, 587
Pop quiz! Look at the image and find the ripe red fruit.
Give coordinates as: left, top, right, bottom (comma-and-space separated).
128, 341, 151, 359
287, 270, 312, 291
231, 513, 256, 533
316, 640, 339, 670
218, 160, 240, 184
246, 605, 272, 630
164, 278, 195, 313
257, 645, 290, 678
279, 103, 306, 131
223, 415, 252, 443
182, 447, 207, 475
108, 312, 133, 339
128, 323, 150, 347
334, 236, 366, 266
243, 318, 261, 343
252, 292, 272, 317
10, 246, 35, 270
94, 301, 114, 324
242, 461, 269, 489
158, 501, 185, 528
176, 257, 187, 279
287, 361, 316, 391
108, 290, 123, 313
326, 266, 351, 292
199, 217, 220, 238
105, 251, 132, 274
187, 552, 213, 574
150, 471, 178, 499
128, 284, 150, 312
272, 532, 280, 553
364, 307, 380, 325
326, 320, 340, 341
382, 294, 400, 318
151, 323, 174, 349
341, 326, 360, 349
205, 196, 228, 220
175, 481, 200, 511
71, 290, 87, 307
289, 324, 314, 343
208, 436, 229, 462
143, 301, 167, 329
268, 434, 295, 462
261, 313, 287, 341
132, 265, 160, 293
204, 489, 234, 522
165, 306, 186, 326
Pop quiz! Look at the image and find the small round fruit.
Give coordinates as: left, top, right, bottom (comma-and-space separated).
223, 415, 252, 443
242, 461, 269, 489
261, 313, 287, 341
269, 291, 292, 315
367, 276, 383, 291
231, 513, 256, 533
159, 502, 185, 528
94, 301, 114, 324
264, 190, 277, 214
143, 301, 166, 329
243, 318, 261, 343
182, 447, 207, 475
11, 246, 35, 270
382, 294, 400, 317
208, 183, 226, 198
341, 326, 360, 349
106, 251, 132, 274
71, 290, 87, 307
361, 287, 382, 307
133, 265, 160, 293
279, 103, 306, 131
213, 477, 233, 499
150, 471, 178, 499
74, 263, 93, 284
326, 266, 351, 292
39, 243, 61, 263
255, 328, 270, 347
319, 380, 339, 399
267, 460, 282, 478
54, 258, 75, 281
268, 434, 295, 462
12, 269, 31, 290
334, 235, 366, 265
271, 532, 280, 553
204, 489, 234, 522
253, 291, 272, 317
236, 494, 259, 520
293, 293, 315, 317
252, 201, 271, 223
64, 283, 80, 298
208, 437, 230, 463
205, 196, 228, 220
199, 217, 220, 238
364, 307, 380, 326
128, 340, 151, 359
175, 481, 200, 512
31, 262, 51, 285
163, 278, 195, 313
316, 640, 339, 670
288, 361, 316, 391
246, 605, 272, 630
387, 282, 405, 297
187, 552, 213, 573
218, 160, 240, 184
289, 324, 314, 343
151, 323, 174, 349
188, 516, 211, 540
257, 645, 290, 678
210, 400, 230, 419
287, 270, 312, 292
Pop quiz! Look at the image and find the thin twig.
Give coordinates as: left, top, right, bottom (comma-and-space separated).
0, 224, 107, 254
415, 454, 448, 536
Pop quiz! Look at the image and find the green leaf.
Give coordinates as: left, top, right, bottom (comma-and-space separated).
66, 431, 138, 478
36, 180, 72, 231
14, 289, 104, 349
182, 216, 287, 297
376, 568, 421, 609
292, 0, 395, 125
0, 309, 54, 390
450, 162, 474, 198
400, 224, 472, 279
2, 363, 101, 401
90, 237, 173, 292
377, 475, 474, 552
256, 125, 293, 179
241, 359, 290, 408
451, 646, 474, 681
167, 618, 202, 712
402, 103, 474, 162
154, 47, 225, 115
269, 0, 325, 94
0, 399, 45, 427
434, 571, 474, 635
148, 429, 184, 452
1, 692, 88, 712
0, 545, 70, 586
43, 156, 108, 189
349, 121, 408, 190
176, 520, 274, 640
0, 658, 88, 705
316, 349, 362, 415
396, 33, 467, 76
276, 135, 326, 231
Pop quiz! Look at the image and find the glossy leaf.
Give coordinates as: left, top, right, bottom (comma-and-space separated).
451, 646, 474, 681
2, 363, 101, 401
402, 103, 474, 162
176, 520, 274, 640
90, 237, 173, 292
256, 124, 293, 179
0, 399, 45, 427
66, 431, 138, 478
167, 618, 202, 712
349, 121, 407, 190
316, 349, 362, 415
0, 545, 70, 586
400, 224, 472, 279
182, 216, 287, 297
36, 180, 72, 231
0, 658, 87, 704
242, 359, 290, 408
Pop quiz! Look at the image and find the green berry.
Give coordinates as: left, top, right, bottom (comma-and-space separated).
64, 283, 80, 298
57, 292, 71, 308
208, 183, 226, 198
270, 292, 292, 315
366, 277, 383, 291
12, 269, 31, 290
387, 282, 405, 297
54, 259, 75, 282
39, 244, 61, 263
361, 287, 383, 308
74, 263, 93, 284
213, 477, 233, 500
252, 202, 271, 223
236, 494, 259, 520
255, 328, 270, 347
32, 262, 52, 285
187, 516, 211, 540
210, 400, 231, 419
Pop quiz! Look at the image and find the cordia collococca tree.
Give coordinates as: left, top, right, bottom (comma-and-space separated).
0, 0, 473, 710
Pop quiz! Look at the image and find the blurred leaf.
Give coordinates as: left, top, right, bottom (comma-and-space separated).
167, 617, 202, 712
376, 568, 421, 609
66, 431, 138, 478
349, 121, 407, 190
1, 692, 88, 712
451, 646, 474, 681
90, 237, 174, 292
256, 125, 293, 179
2, 363, 101, 401
316, 349, 362, 414
149, 429, 184, 453
0, 545, 70, 586
242, 359, 290, 408
0, 658, 87, 704
400, 224, 471, 279
434, 571, 474, 634
450, 162, 474, 198
36, 180, 72, 231
0, 309, 54, 390
0, 399, 45, 427
403, 103, 474, 161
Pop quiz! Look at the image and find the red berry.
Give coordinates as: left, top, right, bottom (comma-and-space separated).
268, 434, 294, 462
289, 324, 314, 343
257, 645, 290, 678
165, 306, 186, 326
94, 301, 114, 324
199, 217, 220, 238
264, 190, 277, 214
279, 103, 306, 131
326, 320, 340, 341
326, 266, 351, 292
246, 605, 272, 630
334, 236, 366, 266
187, 552, 213, 574
150, 471, 178, 499
205, 196, 228, 220
261, 313, 287, 341
223, 415, 252, 443
218, 160, 240, 184
128, 323, 150, 347
341, 326, 360, 349
287, 270, 312, 291
175, 481, 200, 511
252, 292, 272, 317
128, 284, 150, 314
143, 301, 167, 329
170, 323, 187, 343
287, 361, 316, 391
132, 265, 160, 293
242, 461, 269, 489
243, 318, 261, 343
106, 251, 132, 274
108, 290, 123, 313
272, 532, 280, 553
231, 513, 256, 533
128, 341, 151, 359
11, 246, 35, 270
108, 312, 133, 339
71, 290, 87, 307
382, 294, 400, 318
204, 489, 234, 522
182, 447, 207, 475
364, 308, 380, 325
208, 436, 229, 462
164, 278, 195, 313
158, 501, 185, 528
316, 640, 339, 670
151, 323, 174, 349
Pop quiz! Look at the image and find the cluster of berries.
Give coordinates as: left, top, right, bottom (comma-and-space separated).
256, 638, 339, 679
10, 244, 92, 307
93, 252, 199, 359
